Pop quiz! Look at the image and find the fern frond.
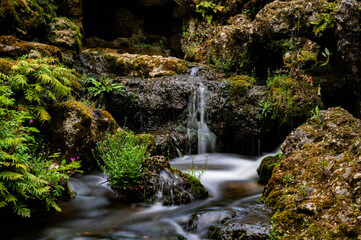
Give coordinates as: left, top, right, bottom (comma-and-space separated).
45, 197, 61, 212
11, 74, 29, 90
31, 105, 51, 122
0, 171, 23, 181
13, 203, 31, 217
0, 182, 9, 195
0, 201, 7, 208
5, 194, 18, 204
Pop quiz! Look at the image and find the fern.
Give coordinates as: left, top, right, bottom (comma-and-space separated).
5, 54, 78, 122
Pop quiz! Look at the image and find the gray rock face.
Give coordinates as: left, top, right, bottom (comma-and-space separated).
336, 0, 361, 75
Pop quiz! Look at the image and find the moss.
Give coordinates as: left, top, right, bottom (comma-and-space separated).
262, 107, 361, 239
184, 174, 208, 200
55, 100, 93, 128
257, 153, 283, 184
0, 35, 63, 60
227, 75, 256, 104
137, 134, 156, 154
0, 58, 14, 74
0, 0, 56, 39
48, 17, 83, 51
100, 109, 119, 132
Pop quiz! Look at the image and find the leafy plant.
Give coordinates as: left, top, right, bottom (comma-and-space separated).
0, 83, 58, 217
312, 2, 338, 36
186, 155, 208, 180
311, 105, 322, 124
258, 100, 273, 119
196, 1, 224, 24
283, 174, 294, 184
2, 54, 78, 122
86, 76, 124, 106
30, 152, 82, 198
95, 131, 150, 189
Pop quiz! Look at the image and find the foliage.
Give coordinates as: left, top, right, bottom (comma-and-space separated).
311, 105, 322, 124
85, 75, 124, 107
186, 155, 207, 180
136, 40, 164, 49
312, 2, 339, 36
30, 152, 81, 198
0, 83, 59, 217
95, 131, 150, 189
212, 52, 234, 72
0, 0, 57, 38
196, 1, 224, 24
2, 54, 78, 122
258, 100, 273, 120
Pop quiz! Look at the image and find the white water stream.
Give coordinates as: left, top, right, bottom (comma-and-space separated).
4, 151, 278, 240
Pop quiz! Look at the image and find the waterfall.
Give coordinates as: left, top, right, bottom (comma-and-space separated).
187, 68, 216, 154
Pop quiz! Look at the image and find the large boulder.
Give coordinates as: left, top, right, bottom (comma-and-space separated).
113, 155, 208, 205
44, 100, 119, 168
262, 107, 361, 239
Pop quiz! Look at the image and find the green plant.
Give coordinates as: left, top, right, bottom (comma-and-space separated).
0, 83, 60, 217
312, 2, 338, 36
196, 1, 224, 24
258, 100, 273, 119
283, 174, 294, 184
30, 152, 82, 198
311, 105, 322, 123
212, 53, 234, 72
95, 131, 150, 189
2, 54, 78, 121
186, 155, 208, 180
86, 76, 124, 106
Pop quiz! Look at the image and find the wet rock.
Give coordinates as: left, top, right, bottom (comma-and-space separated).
336, 0, 361, 75
262, 107, 361, 239
47, 17, 83, 51
44, 100, 119, 168
0, 35, 63, 60
257, 153, 282, 185
78, 48, 187, 77
208, 223, 270, 240
113, 156, 208, 205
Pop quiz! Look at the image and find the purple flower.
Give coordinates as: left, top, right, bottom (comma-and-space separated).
29, 119, 34, 124
76, 156, 80, 160
4, 81, 7, 85
70, 157, 76, 161
20, 131, 24, 134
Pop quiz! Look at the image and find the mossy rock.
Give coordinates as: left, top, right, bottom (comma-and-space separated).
112, 156, 208, 205
262, 107, 361, 239
0, 36, 63, 60
44, 100, 120, 169
257, 153, 283, 185
47, 17, 83, 51
227, 75, 256, 105
0, 0, 56, 40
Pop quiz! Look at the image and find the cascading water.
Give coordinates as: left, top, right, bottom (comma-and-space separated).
187, 68, 216, 154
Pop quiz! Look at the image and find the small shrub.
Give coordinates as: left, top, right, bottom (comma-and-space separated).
95, 131, 150, 189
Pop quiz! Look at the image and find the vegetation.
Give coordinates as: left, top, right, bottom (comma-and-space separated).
2, 53, 78, 122
0, 81, 80, 217
84, 75, 124, 107
95, 131, 151, 190
312, 2, 339, 36
195, 1, 224, 25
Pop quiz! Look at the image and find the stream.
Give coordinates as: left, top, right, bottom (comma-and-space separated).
4, 152, 276, 240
